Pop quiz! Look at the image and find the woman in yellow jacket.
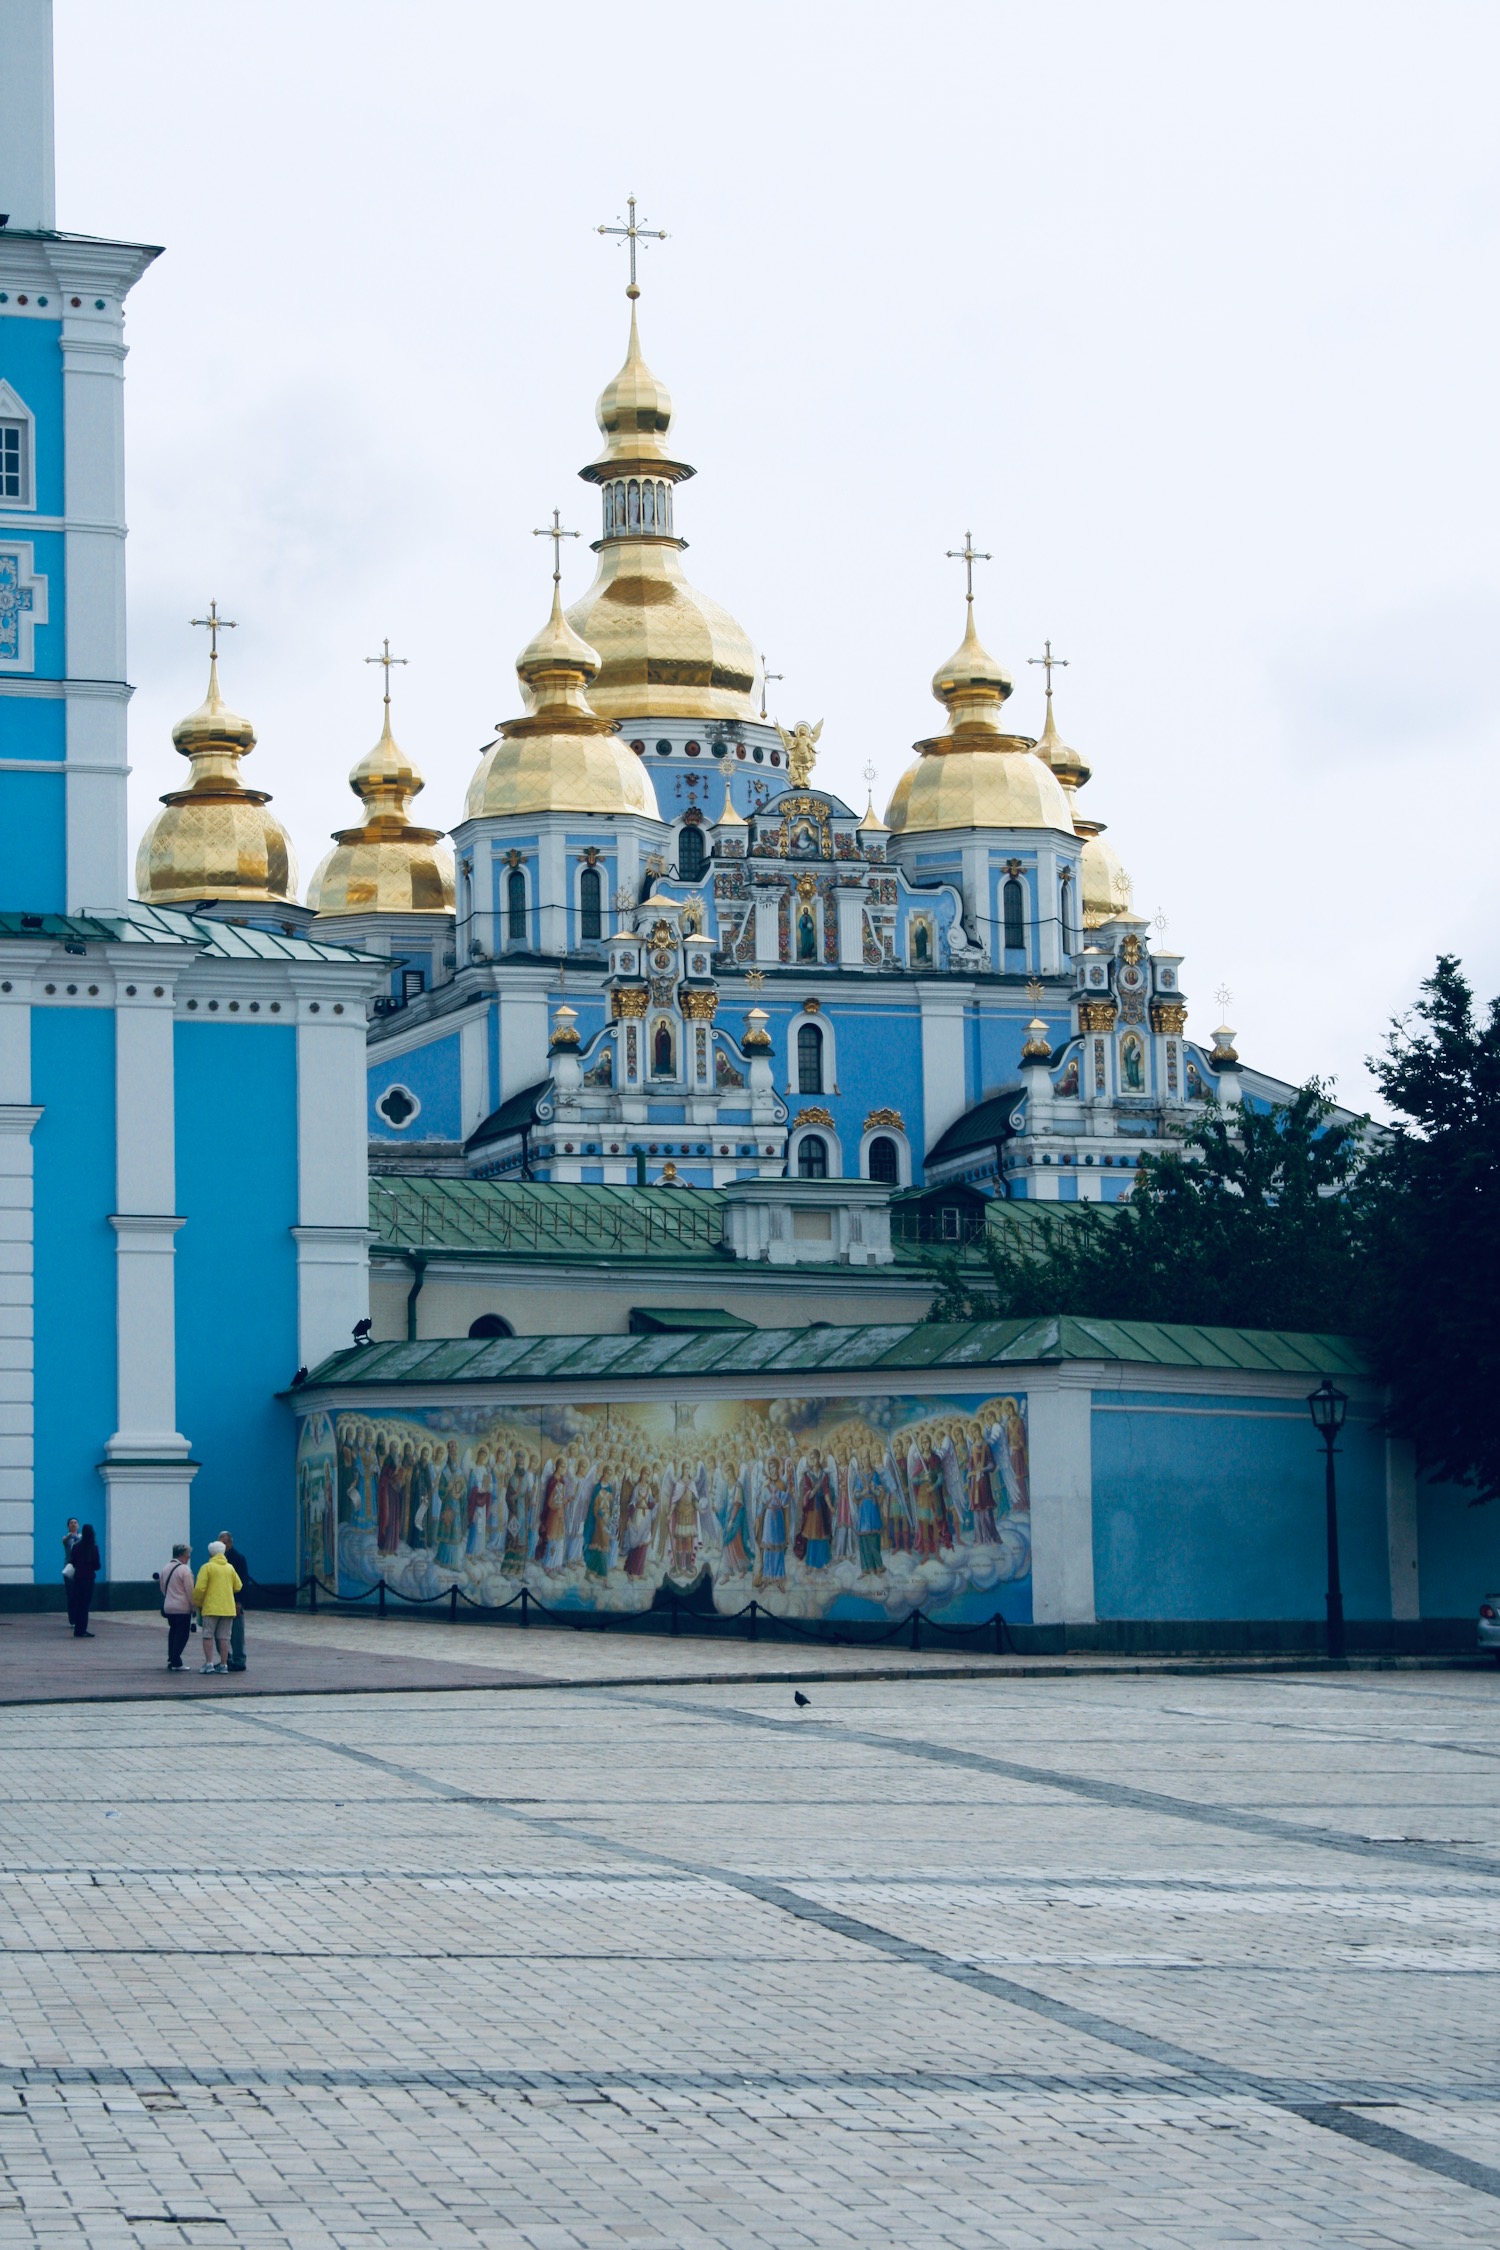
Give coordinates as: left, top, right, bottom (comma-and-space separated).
192, 1542, 243, 1675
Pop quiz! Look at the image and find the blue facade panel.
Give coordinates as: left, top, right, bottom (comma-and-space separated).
1414, 1476, 1500, 1617
31, 1007, 117, 1564
174, 1023, 300, 1581
0, 316, 65, 515
368, 1031, 462, 1142
1091, 1393, 1391, 1620
0, 765, 66, 910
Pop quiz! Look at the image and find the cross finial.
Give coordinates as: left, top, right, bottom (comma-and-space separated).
364, 637, 408, 707
597, 194, 668, 301
863, 760, 878, 789
533, 508, 580, 584
1215, 982, 1233, 1014
759, 653, 784, 721
946, 530, 991, 605
1028, 638, 1069, 701
190, 600, 236, 661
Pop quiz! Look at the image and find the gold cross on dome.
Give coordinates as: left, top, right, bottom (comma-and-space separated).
759, 653, 784, 721
364, 637, 408, 705
1028, 639, 1069, 700
190, 600, 236, 659
946, 531, 991, 604
597, 195, 668, 300
533, 509, 580, 584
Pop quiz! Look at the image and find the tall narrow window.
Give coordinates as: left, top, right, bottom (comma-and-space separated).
603, 485, 615, 537
797, 1134, 829, 1179
507, 867, 527, 942
867, 1135, 899, 1185
579, 864, 602, 940
0, 423, 26, 505
661, 483, 673, 533
797, 1021, 823, 1094
1003, 876, 1026, 953
628, 480, 641, 531
1061, 871, 1077, 954
677, 825, 705, 880
642, 480, 656, 531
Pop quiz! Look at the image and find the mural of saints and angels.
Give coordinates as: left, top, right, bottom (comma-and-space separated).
295, 1391, 1030, 1624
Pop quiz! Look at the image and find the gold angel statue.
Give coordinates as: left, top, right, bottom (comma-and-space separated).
776, 718, 823, 788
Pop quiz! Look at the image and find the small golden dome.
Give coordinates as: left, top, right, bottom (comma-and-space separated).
716, 793, 745, 827
591, 304, 679, 473
135, 655, 298, 906
858, 789, 888, 834
1075, 816, 1135, 927
465, 583, 660, 821
308, 697, 455, 917
1036, 693, 1091, 797
884, 601, 1075, 837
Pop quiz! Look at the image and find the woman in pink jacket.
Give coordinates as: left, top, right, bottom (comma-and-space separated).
158, 1544, 194, 1673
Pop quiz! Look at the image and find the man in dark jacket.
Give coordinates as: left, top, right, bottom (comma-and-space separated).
218, 1529, 252, 1672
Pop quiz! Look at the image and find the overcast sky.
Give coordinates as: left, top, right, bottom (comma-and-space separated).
53, 0, 1500, 1111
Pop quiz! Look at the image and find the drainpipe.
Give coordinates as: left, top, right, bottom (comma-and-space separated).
404, 1252, 429, 1341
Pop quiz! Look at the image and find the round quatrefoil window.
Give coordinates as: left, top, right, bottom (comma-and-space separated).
376, 1084, 420, 1130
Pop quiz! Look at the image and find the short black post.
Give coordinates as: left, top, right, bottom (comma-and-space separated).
450, 1584, 459, 1622
747, 1600, 758, 1643
377, 1578, 387, 1619
910, 1610, 920, 1652
520, 1585, 529, 1629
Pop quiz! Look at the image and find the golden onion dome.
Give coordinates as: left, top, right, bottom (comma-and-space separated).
1035, 692, 1091, 798
1075, 816, 1135, 927
465, 581, 660, 821
884, 602, 1075, 837
308, 695, 455, 916
568, 303, 760, 723
134, 655, 298, 906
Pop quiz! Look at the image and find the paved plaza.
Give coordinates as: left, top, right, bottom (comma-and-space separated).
0, 1659, 1496, 2246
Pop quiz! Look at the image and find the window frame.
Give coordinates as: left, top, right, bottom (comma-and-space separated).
796, 1020, 824, 1095
506, 865, 528, 945
0, 383, 36, 513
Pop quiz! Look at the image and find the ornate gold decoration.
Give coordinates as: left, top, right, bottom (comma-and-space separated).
464, 570, 656, 821
793, 1106, 835, 1129
680, 988, 717, 1020
801, 996, 821, 1013
549, 1003, 581, 1050
795, 872, 817, 899
1210, 1023, 1240, 1066
777, 718, 823, 787
611, 986, 648, 1018
649, 918, 672, 949
1121, 933, 1143, 966
135, 637, 299, 907
1022, 1017, 1052, 1061
309, 649, 455, 917
864, 1107, 904, 1131
884, 589, 1075, 839
742, 1006, 772, 1051
1150, 1000, 1188, 1035
1078, 998, 1118, 1032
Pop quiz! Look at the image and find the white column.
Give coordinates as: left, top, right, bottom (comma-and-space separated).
100, 987, 195, 1581
460, 1012, 489, 1140
1027, 1374, 1095, 1628
917, 984, 970, 1153
58, 298, 131, 915
293, 981, 372, 1369
1385, 1433, 1420, 1622
498, 983, 549, 1104
0, 1108, 42, 1585
0, 1, 55, 232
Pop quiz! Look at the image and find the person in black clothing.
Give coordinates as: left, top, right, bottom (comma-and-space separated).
219, 1529, 251, 1672
66, 1524, 100, 1637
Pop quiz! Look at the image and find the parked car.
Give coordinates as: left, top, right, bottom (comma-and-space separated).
1479, 1597, 1500, 1660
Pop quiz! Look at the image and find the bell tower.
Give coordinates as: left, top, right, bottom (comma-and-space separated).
0, 0, 160, 913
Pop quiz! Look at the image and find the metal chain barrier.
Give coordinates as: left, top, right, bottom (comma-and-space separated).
300, 1573, 1013, 1653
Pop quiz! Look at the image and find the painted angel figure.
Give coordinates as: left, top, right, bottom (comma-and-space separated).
878, 1444, 915, 1553
939, 1426, 973, 1545
830, 1452, 855, 1564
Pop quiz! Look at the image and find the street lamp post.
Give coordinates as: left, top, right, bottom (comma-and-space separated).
1307, 1377, 1348, 1661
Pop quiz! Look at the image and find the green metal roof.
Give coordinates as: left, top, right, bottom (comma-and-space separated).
629, 1306, 755, 1334
299, 1314, 1369, 1392
371, 1177, 731, 1261
0, 904, 381, 964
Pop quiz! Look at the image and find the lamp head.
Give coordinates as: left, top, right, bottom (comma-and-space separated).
1307, 1377, 1348, 1436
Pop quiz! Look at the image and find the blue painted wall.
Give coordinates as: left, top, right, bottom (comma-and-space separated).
0, 765, 66, 911
1414, 1476, 1500, 1618
0, 316, 65, 514
32, 1007, 117, 1565
368, 1030, 462, 1142
1092, 1391, 1391, 1619
175, 1023, 300, 1582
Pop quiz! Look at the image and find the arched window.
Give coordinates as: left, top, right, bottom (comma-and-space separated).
797, 1134, 829, 1179
1061, 870, 1077, 954
1003, 876, 1026, 953
797, 1021, 824, 1094
603, 485, 615, 537
468, 1313, 515, 1340
642, 479, 656, 531
579, 864, 602, 940
678, 825, 705, 880
657, 481, 669, 531
867, 1135, 899, 1185
652, 1022, 675, 1077
507, 867, 527, 943
797, 906, 817, 961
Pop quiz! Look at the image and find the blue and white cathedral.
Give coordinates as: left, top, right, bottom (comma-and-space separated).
0, 1, 1281, 1596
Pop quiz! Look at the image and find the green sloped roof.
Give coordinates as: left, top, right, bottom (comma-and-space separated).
370, 1177, 731, 1261
0, 904, 381, 963
299, 1315, 1368, 1392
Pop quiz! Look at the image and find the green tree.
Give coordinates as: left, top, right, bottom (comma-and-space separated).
928, 1083, 1366, 1334
1366, 957, 1500, 1502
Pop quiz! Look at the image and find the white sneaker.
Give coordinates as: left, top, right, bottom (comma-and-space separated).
199, 1663, 215, 1673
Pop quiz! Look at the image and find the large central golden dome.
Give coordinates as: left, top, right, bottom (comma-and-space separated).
565, 305, 759, 723
884, 603, 1076, 836
466, 579, 660, 820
